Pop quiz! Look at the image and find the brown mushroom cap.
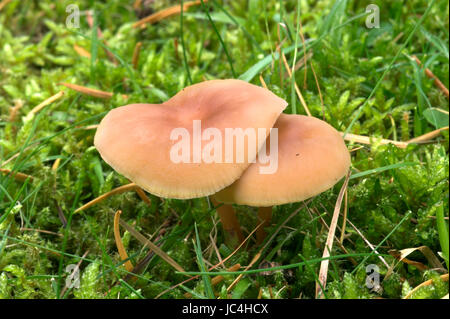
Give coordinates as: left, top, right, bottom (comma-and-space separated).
214, 114, 351, 206
94, 79, 287, 199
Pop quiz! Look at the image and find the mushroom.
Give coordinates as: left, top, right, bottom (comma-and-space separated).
94, 79, 287, 245
213, 114, 351, 244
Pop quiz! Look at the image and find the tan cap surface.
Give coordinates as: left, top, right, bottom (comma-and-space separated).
94, 79, 287, 199
214, 114, 351, 206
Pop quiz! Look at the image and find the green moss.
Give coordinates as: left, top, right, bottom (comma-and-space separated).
0, 0, 448, 299
73, 262, 103, 299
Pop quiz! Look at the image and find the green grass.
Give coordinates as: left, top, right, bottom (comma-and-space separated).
0, 0, 449, 299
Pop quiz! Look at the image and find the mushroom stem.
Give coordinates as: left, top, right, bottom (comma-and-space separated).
210, 197, 244, 247
256, 206, 272, 244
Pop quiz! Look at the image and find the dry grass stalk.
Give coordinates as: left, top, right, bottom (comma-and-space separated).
403, 273, 449, 299
74, 183, 139, 213
0, 0, 12, 11
1, 142, 40, 168
257, 287, 263, 299
133, 0, 142, 10
78, 124, 99, 130
339, 189, 348, 244
310, 61, 324, 118
342, 132, 409, 148
0, 168, 34, 182
113, 212, 185, 273
388, 245, 445, 272
73, 44, 91, 58
288, 52, 313, 78
343, 126, 449, 149
259, 75, 268, 89
134, 187, 152, 207
86, 11, 118, 65
345, 219, 389, 269
281, 52, 312, 116
392, 32, 404, 44
316, 171, 350, 299
296, 18, 308, 88
74, 181, 151, 213
28, 91, 65, 115
132, 42, 143, 69
133, 0, 206, 28
9, 99, 24, 122
20, 227, 63, 237
210, 263, 241, 286
59, 83, 113, 99
51, 158, 61, 171
412, 55, 449, 98
276, 24, 286, 87
389, 250, 428, 271
114, 210, 134, 272
407, 126, 449, 144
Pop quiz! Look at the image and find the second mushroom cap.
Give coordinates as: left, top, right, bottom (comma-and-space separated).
214, 114, 351, 206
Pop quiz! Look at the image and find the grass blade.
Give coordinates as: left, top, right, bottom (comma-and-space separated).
180, 0, 192, 84
200, 0, 236, 78
436, 203, 449, 270
194, 223, 215, 299
350, 162, 419, 179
